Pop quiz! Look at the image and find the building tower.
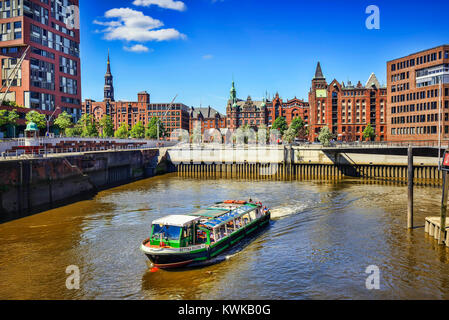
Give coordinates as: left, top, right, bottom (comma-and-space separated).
104, 50, 115, 101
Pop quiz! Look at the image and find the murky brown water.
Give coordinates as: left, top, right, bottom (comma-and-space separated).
1, 174, 449, 300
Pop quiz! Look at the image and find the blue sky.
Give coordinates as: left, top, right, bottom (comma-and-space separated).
80, 0, 449, 113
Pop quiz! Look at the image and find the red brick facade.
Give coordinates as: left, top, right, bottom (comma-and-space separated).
83, 92, 190, 135
225, 82, 310, 131
189, 106, 226, 134
308, 62, 387, 142
387, 45, 449, 143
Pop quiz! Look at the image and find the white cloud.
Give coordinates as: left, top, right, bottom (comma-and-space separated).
202, 54, 213, 60
124, 44, 153, 53
94, 7, 186, 42
132, 0, 187, 11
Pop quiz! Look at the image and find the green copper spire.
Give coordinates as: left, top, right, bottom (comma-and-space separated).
230, 81, 237, 103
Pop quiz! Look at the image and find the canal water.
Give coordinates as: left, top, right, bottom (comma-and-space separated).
1, 173, 449, 300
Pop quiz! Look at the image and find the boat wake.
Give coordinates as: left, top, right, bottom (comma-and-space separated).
269, 202, 312, 220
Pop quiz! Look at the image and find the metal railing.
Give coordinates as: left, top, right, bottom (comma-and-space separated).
0, 141, 178, 160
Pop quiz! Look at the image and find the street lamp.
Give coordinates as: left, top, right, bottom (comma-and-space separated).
46, 107, 60, 137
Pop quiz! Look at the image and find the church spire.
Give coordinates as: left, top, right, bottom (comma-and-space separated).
106, 48, 111, 74
230, 80, 237, 104
104, 50, 114, 101
314, 61, 325, 79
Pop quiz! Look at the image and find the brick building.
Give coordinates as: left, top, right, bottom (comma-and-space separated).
308, 62, 387, 142
387, 45, 449, 143
189, 106, 226, 133
225, 81, 310, 130
82, 54, 190, 135
0, 0, 81, 121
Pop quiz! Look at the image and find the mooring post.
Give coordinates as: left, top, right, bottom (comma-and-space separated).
439, 169, 449, 245
407, 146, 414, 229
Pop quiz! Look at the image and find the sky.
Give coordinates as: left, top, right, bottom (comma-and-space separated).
80, 0, 449, 114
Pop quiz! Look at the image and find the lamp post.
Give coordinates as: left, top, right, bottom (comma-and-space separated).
46, 107, 60, 137
157, 94, 178, 141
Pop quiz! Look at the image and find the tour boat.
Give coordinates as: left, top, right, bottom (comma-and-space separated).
140, 200, 271, 269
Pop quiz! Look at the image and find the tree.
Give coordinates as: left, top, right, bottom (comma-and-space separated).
145, 117, 165, 139
99, 115, 114, 138
363, 124, 376, 141
283, 126, 297, 143
77, 114, 98, 137
54, 112, 73, 136
114, 123, 129, 139
271, 117, 288, 136
318, 126, 334, 147
0, 110, 18, 137
26, 110, 46, 129
130, 121, 145, 139
0, 110, 9, 127
283, 116, 307, 143
7, 110, 18, 127
290, 116, 305, 132
65, 126, 82, 137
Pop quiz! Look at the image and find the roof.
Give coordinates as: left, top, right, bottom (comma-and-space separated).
314, 62, 325, 79
25, 122, 38, 131
203, 204, 257, 229
365, 73, 381, 89
152, 215, 200, 227
190, 208, 229, 218
190, 106, 225, 119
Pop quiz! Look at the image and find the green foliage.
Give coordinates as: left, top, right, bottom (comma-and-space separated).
114, 123, 129, 139
3, 100, 23, 108
363, 124, 376, 141
65, 126, 82, 137
0, 110, 9, 127
77, 114, 99, 137
271, 117, 288, 135
130, 121, 145, 139
283, 116, 307, 143
283, 126, 297, 143
145, 117, 165, 139
54, 112, 73, 136
7, 110, 18, 126
26, 110, 46, 129
318, 126, 335, 147
99, 115, 114, 138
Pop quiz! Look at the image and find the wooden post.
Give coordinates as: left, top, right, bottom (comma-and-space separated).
439, 170, 449, 244
407, 146, 414, 229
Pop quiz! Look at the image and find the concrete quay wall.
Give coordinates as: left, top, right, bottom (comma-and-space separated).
0, 149, 165, 222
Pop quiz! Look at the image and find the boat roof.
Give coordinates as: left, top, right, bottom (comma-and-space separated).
152, 215, 200, 227
203, 204, 257, 229
190, 208, 229, 218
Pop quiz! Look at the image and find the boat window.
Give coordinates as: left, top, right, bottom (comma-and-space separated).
242, 214, 250, 225
152, 224, 181, 241
249, 210, 257, 220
